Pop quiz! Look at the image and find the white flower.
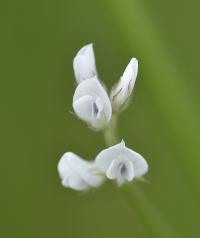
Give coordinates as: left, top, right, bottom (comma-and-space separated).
73, 44, 97, 84
58, 152, 104, 191
96, 140, 148, 185
110, 58, 138, 112
73, 76, 112, 130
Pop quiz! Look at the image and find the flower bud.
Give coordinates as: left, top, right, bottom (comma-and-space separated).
73, 44, 97, 84
73, 76, 112, 130
110, 58, 138, 112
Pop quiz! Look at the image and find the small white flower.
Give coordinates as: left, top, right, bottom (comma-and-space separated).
73, 76, 112, 130
58, 152, 104, 191
96, 140, 148, 185
110, 58, 138, 112
73, 44, 97, 84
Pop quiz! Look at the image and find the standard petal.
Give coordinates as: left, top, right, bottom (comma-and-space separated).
73, 44, 97, 84
96, 141, 126, 171
77, 44, 95, 63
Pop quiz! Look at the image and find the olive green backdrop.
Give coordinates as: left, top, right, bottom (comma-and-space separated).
1, 0, 200, 237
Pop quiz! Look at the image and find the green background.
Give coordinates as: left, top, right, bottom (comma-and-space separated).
2, 0, 200, 237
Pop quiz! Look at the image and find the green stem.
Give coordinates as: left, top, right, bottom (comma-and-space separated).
103, 114, 119, 146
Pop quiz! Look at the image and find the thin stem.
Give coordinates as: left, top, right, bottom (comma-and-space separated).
103, 113, 119, 146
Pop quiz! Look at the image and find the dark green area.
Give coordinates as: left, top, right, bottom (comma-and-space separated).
1, 0, 200, 237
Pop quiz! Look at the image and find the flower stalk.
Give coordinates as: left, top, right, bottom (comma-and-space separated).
103, 114, 119, 146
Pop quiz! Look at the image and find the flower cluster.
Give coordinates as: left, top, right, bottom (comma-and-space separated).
58, 44, 148, 191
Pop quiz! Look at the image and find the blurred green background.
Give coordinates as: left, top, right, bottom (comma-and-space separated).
2, 0, 200, 237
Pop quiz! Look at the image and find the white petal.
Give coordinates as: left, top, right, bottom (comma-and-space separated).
67, 153, 90, 171
73, 77, 112, 129
73, 44, 97, 84
110, 58, 138, 111
58, 153, 91, 191
73, 77, 108, 103
96, 140, 126, 171
81, 169, 104, 187
126, 161, 135, 181
125, 148, 148, 177
122, 58, 138, 95
73, 95, 93, 122
77, 44, 95, 65
57, 152, 75, 179
67, 177, 89, 191
62, 176, 90, 191
67, 154, 104, 187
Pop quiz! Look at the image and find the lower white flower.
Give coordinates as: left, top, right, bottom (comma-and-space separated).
73, 76, 112, 130
96, 140, 148, 185
58, 152, 104, 191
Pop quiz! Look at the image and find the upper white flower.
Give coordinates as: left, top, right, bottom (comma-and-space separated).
110, 58, 138, 112
73, 76, 112, 130
58, 152, 104, 191
73, 44, 97, 84
96, 140, 148, 185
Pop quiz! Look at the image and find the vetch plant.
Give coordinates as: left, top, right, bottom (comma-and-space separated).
58, 44, 148, 191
